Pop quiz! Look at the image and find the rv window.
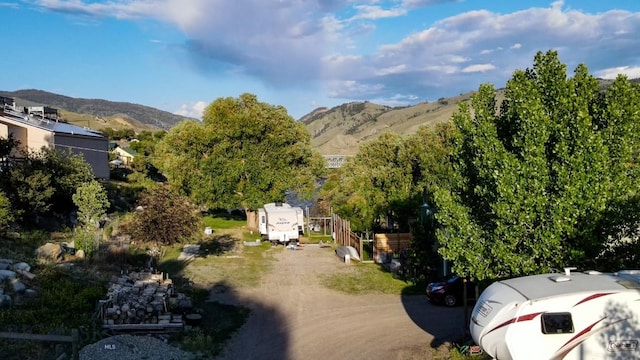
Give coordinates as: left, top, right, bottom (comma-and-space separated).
261, 216, 265, 223
541, 313, 574, 334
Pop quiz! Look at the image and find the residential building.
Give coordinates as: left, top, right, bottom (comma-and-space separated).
0, 97, 109, 179
112, 146, 137, 166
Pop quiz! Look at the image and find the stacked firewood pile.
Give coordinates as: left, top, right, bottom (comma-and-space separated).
100, 271, 192, 328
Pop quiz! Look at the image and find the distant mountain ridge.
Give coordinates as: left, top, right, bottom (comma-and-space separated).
0, 89, 189, 130
301, 92, 485, 155
4, 78, 635, 155
0, 88, 498, 155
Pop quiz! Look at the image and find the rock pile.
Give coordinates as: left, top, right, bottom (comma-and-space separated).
100, 271, 192, 328
0, 259, 38, 307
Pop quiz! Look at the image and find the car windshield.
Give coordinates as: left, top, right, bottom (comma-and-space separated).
447, 276, 459, 283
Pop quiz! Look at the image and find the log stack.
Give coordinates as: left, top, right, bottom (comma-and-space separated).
100, 271, 189, 329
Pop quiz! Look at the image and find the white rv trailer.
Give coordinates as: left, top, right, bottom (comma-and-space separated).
258, 202, 304, 245
470, 268, 640, 360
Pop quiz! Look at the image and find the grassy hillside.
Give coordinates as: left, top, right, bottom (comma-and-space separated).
0, 89, 189, 130
59, 109, 159, 132
303, 90, 506, 155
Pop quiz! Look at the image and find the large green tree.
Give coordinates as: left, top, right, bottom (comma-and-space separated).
330, 132, 421, 232
404, 123, 459, 283
434, 50, 640, 281
0, 140, 95, 223
154, 93, 325, 227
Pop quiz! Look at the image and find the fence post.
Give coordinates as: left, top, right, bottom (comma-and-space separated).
72, 328, 79, 360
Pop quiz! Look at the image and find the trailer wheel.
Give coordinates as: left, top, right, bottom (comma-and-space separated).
444, 294, 457, 307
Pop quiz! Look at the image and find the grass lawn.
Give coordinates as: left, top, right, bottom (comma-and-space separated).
320, 261, 425, 295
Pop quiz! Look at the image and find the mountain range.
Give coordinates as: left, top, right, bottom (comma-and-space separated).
2, 80, 630, 155
1, 89, 478, 155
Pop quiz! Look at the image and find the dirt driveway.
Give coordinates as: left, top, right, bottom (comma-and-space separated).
206, 243, 469, 360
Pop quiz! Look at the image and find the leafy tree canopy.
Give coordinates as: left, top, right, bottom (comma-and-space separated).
154, 93, 325, 213
330, 132, 420, 231
0, 142, 94, 223
434, 50, 640, 281
73, 180, 109, 229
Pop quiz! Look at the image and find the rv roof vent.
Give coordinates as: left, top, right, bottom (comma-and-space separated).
584, 270, 602, 275
564, 267, 577, 276
549, 276, 571, 283
275, 202, 283, 207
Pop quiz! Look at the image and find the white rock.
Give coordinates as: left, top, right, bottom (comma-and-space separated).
12, 262, 30, 272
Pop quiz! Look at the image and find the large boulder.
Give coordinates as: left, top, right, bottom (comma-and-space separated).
35, 243, 62, 261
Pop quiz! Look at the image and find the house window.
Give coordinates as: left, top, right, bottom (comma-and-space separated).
541, 312, 574, 334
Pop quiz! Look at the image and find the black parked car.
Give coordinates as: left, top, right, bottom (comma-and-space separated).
426, 276, 476, 307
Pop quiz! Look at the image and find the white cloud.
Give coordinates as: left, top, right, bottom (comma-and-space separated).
595, 66, 640, 80
175, 101, 207, 119
462, 64, 496, 73
33, 1, 640, 109
348, 5, 407, 21
375, 64, 407, 76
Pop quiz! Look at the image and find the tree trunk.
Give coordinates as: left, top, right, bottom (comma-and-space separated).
246, 208, 258, 230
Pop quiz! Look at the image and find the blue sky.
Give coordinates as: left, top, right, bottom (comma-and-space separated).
2, 1, 640, 120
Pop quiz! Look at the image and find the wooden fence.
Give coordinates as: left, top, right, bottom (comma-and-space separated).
331, 214, 363, 259
0, 329, 79, 360
373, 233, 412, 263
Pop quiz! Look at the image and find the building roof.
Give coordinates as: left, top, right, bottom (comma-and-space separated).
0, 108, 105, 139
115, 147, 138, 156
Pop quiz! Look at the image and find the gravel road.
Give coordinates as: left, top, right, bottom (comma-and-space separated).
211, 244, 469, 360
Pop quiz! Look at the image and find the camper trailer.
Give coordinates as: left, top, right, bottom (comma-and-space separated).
470, 268, 640, 360
258, 202, 304, 245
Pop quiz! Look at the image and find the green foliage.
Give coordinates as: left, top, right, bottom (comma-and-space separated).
129, 130, 166, 155
104, 181, 144, 212
0, 266, 106, 332
154, 93, 326, 212
73, 180, 109, 229
38, 148, 95, 214
73, 229, 101, 256
5, 166, 54, 220
203, 214, 247, 230
405, 123, 458, 283
0, 134, 19, 159
320, 262, 423, 295
434, 50, 640, 281
329, 132, 422, 231
123, 184, 201, 246
0, 146, 94, 223
0, 191, 12, 235
100, 127, 135, 140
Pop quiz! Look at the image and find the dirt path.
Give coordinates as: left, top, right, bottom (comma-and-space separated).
209, 244, 468, 360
